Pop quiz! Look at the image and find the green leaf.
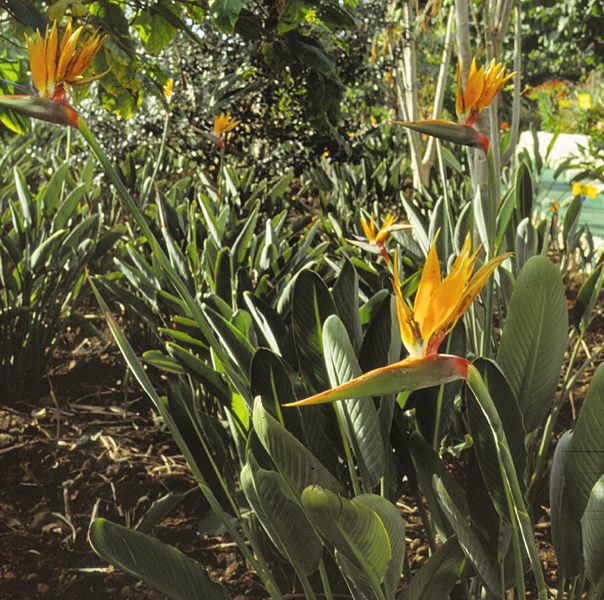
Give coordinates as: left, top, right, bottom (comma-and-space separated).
89, 518, 230, 600
550, 431, 583, 578
581, 475, 604, 586
433, 477, 501, 597
400, 537, 466, 600
514, 161, 533, 222
241, 456, 323, 575
573, 262, 604, 333
252, 398, 344, 497
566, 364, 604, 518
333, 259, 363, 352
136, 9, 177, 55
211, 0, 248, 33
354, 494, 405, 599
497, 256, 567, 432
143, 350, 186, 375
323, 314, 385, 489
42, 162, 70, 216
292, 270, 338, 394
166, 343, 229, 400
563, 196, 582, 250
301, 486, 391, 591
467, 359, 526, 516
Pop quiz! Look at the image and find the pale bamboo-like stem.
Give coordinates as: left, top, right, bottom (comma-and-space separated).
421, 8, 455, 173
397, 0, 425, 190
501, 3, 522, 167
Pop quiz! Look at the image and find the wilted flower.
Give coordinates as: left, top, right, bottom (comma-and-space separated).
213, 112, 239, 148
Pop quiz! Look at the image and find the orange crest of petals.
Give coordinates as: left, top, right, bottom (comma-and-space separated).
393, 234, 510, 357
25, 21, 106, 101
456, 57, 515, 124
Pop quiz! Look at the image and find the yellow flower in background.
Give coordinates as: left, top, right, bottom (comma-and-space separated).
163, 78, 174, 101
304, 8, 319, 24
393, 234, 510, 358
213, 112, 239, 147
26, 21, 106, 102
456, 58, 515, 126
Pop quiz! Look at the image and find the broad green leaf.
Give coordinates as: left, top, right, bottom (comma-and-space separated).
433, 477, 500, 597
332, 259, 363, 352
166, 343, 229, 400
244, 292, 286, 355
355, 494, 405, 599
214, 247, 233, 306
581, 475, 604, 586
467, 359, 526, 516
497, 256, 567, 432
563, 196, 582, 250
400, 537, 466, 600
566, 364, 604, 518
231, 200, 259, 264
241, 457, 323, 575
292, 270, 337, 394
550, 432, 583, 578
301, 486, 391, 591
252, 398, 344, 497
323, 315, 385, 489
89, 518, 230, 600
135, 489, 196, 534
53, 184, 86, 230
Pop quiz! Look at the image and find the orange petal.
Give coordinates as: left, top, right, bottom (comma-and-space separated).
464, 58, 485, 112
27, 30, 47, 96
413, 232, 442, 329
46, 22, 58, 89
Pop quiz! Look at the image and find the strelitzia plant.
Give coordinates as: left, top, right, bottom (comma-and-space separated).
397, 57, 515, 153
0, 21, 106, 127
349, 213, 407, 264
286, 234, 509, 407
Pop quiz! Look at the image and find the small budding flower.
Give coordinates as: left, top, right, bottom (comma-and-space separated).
456, 58, 515, 127
163, 78, 174, 102
213, 112, 239, 148
354, 214, 404, 264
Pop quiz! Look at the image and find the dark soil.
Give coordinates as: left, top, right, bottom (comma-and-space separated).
1, 276, 602, 599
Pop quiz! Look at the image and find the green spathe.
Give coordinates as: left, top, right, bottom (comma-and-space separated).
284, 354, 469, 406
396, 119, 489, 152
0, 95, 79, 127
